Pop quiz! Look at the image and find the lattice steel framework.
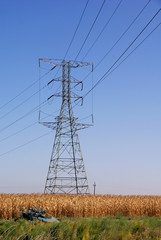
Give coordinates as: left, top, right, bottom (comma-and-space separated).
39, 59, 93, 194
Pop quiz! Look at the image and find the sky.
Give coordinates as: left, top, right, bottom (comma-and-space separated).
0, 0, 161, 195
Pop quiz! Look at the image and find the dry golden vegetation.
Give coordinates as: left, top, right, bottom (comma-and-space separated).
0, 194, 161, 219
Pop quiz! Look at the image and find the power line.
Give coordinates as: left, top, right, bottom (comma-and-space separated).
0, 84, 47, 121
39, 74, 61, 121
0, 92, 79, 157
0, 131, 52, 157
0, 1, 89, 113
0, 67, 55, 111
0, 0, 102, 115
50, 10, 161, 121
64, 0, 90, 59
92, 0, 153, 72
9, 4, 158, 144
0, 93, 62, 135
54, 0, 106, 77
31, 16, 161, 161
0, 71, 62, 135
0, 101, 47, 134
74, 0, 106, 61
82, 0, 123, 61
100, 21, 161, 84
0, 16, 160, 158
0, 96, 77, 144
83, 12, 161, 98
0, 80, 65, 142
53, 0, 90, 78
0, 71, 63, 139
82, 0, 152, 82
0, 68, 60, 122
0, 102, 61, 143
70, 13, 161, 110
0, 4, 159, 159
0, 121, 38, 143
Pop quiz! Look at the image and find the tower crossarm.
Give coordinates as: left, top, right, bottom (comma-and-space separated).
76, 123, 93, 130
48, 93, 83, 102
39, 58, 93, 69
40, 120, 92, 131
39, 121, 57, 130
48, 76, 82, 87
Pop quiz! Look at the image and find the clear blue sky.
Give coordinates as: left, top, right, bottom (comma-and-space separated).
0, 0, 161, 195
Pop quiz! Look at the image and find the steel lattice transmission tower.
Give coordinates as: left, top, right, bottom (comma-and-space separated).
39, 59, 93, 194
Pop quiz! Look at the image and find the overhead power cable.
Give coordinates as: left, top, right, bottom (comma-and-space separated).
0, 93, 62, 135
82, 0, 152, 82
0, 16, 160, 158
0, 93, 82, 157
0, 121, 38, 143
0, 131, 52, 158
0, 67, 55, 111
54, 0, 90, 78
0, 101, 47, 134
82, 0, 123, 61
0, 110, 56, 143
83, 10, 161, 98
74, 0, 106, 61
0, 5, 159, 158
0, 70, 62, 135
92, 0, 153, 72
0, 0, 89, 113
70, 12, 161, 111
64, 0, 90, 59
0, 84, 47, 121
99, 21, 161, 85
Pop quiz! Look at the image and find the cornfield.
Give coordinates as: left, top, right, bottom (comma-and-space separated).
0, 194, 161, 220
